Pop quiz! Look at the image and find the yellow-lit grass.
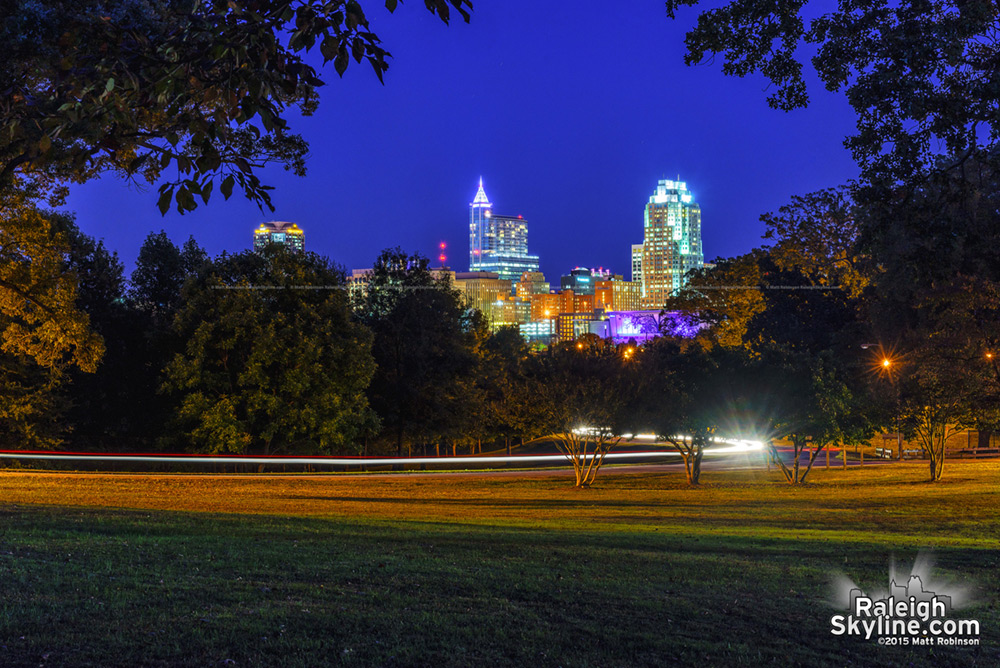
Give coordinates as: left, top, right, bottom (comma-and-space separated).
1, 461, 997, 667
2, 460, 998, 548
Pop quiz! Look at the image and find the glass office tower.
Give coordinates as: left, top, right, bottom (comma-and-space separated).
468, 179, 540, 281
640, 179, 703, 308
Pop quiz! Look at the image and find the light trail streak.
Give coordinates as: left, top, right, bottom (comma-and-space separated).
0, 438, 763, 468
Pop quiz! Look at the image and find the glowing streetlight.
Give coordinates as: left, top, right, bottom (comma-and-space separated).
862, 344, 901, 461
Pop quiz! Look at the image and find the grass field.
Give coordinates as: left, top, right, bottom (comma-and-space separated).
0, 461, 997, 666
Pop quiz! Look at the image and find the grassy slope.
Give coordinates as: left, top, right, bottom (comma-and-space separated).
0, 461, 997, 667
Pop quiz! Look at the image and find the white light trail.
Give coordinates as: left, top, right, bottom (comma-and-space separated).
0, 438, 764, 468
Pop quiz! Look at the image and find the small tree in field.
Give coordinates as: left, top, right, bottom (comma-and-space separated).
531, 340, 637, 487
635, 340, 729, 485
893, 343, 977, 482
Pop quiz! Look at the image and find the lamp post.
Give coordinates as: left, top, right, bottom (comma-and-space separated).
863, 344, 902, 461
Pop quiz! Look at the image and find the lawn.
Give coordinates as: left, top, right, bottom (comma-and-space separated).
0, 461, 997, 666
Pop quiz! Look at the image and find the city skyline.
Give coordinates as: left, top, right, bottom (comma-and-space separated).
62, 2, 858, 281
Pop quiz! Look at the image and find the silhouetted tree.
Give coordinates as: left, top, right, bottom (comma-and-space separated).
357, 248, 477, 457
164, 248, 375, 455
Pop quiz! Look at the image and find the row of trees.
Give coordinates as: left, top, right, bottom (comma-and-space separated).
4, 171, 996, 485
663, 168, 1000, 483
659, 0, 1000, 482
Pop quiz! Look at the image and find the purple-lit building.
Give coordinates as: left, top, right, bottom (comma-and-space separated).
586, 310, 700, 344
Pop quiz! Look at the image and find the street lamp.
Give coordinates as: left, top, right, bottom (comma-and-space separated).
863, 344, 902, 461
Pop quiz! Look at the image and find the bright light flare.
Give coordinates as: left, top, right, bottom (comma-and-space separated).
573, 429, 765, 454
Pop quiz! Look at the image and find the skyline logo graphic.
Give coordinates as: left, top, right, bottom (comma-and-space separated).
829, 552, 980, 646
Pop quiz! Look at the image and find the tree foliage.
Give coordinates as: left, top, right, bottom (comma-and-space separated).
761, 185, 869, 298
1, 0, 471, 211
865, 157, 1000, 479
164, 248, 375, 455
636, 341, 729, 484
666, 0, 1000, 187
356, 248, 477, 456
662, 250, 767, 348
0, 189, 102, 371
530, 341, 637, 488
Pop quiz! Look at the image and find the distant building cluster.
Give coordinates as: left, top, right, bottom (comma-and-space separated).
256, 176, 704, 347
446, 177, 702, 345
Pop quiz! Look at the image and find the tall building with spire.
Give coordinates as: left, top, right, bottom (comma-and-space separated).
468, 178, 539, 281
639, 178, 703, 309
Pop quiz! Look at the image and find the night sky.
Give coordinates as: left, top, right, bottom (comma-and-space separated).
66, 1, 859, 282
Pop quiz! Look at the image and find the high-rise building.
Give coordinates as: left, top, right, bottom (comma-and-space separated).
254, 221, 304, 253
468, 179, 540, 281
640, 179, 703, 308
631, 243, 644, 284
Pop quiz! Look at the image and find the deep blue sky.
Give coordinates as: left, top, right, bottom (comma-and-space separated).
66, 1, 859, 281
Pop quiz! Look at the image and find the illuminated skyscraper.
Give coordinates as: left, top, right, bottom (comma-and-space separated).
253, 221, 304, 253
468, 179, 540, 281
631, 243, 644, 284
640, 179, 702, 308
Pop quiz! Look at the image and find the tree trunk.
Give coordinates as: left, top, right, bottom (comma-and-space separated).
791, 440, 801, 484
690, 447, 702, 484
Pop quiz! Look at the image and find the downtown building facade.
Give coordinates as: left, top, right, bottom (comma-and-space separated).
636, 179, 703, 309
253, 221, 305, 253
468, 179, 540, 281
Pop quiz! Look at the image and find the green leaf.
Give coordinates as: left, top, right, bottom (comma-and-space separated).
385, 0, 398, 12
320, 35, 337, 62
106, 78, 115, 92
38, 135, 52, 153
201, 179, 214, 205
157, 186, 174, 215
334, 51, 348, 77
221, 175, 235, 199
